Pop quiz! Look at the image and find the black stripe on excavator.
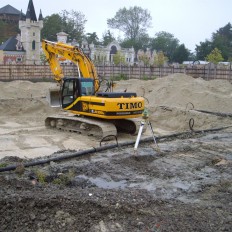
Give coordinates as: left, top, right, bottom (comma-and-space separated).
105, 110, 144, 116
68, 101, 105, 112
89, 102, 105, 106
79, 101, 105, 106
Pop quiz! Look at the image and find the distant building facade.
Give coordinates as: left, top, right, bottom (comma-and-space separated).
0, 34, 24, 64
88, 41, 135, 65
0, 0, 43, 65
0, 1, 152, 66
55, 31, 135, 65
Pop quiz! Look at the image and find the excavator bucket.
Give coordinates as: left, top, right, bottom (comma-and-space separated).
47, 87, 61, 107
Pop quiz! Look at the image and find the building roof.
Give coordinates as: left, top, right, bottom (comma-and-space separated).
26, 0, 37, 21
0, 4, 22, 15
38, 9, 43, 21
0, 36, 24, 51
57, 31, 69, 36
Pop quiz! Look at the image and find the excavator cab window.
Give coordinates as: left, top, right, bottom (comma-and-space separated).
61, 78, 94, 107
80, 79, 94, 96
62, 79, 75, 107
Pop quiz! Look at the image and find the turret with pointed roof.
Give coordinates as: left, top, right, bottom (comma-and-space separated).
19, 0, 43, 64
38, 9, 43, 21
26, 0, 37, 21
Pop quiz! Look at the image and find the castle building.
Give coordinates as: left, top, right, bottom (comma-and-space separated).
0, 0, 43, 65
19, 0, 43, 64
0, 0, 136, 65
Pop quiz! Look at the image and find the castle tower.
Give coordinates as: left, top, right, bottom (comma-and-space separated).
19, 0, 43, 64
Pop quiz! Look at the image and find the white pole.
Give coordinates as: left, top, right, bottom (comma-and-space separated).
134, 121, 145, 151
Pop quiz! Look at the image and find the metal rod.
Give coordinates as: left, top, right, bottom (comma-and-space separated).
134, 121, 145, 151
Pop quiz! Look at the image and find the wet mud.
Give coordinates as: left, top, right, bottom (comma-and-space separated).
0, 129, 231, 231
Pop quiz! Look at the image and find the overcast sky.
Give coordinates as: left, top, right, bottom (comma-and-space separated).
1, 0, 231, 52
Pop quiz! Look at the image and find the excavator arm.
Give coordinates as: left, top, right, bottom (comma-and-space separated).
42, 39, 99, 90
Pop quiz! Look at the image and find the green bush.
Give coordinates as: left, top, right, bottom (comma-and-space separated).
0, 163, 7, 168
113, 74, 128, 81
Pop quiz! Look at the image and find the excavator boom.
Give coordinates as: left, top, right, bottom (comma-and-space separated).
42, 40, 99, 90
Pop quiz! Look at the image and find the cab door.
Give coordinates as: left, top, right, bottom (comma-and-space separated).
62, 78, 83, 111
62, 79, 75, 108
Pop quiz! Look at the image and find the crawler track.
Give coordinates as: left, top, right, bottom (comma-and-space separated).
45, 115, 117, 139
45, 113, 146, 139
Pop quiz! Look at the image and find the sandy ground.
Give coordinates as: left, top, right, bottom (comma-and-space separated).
0, 74, 232, 231
0, 74, 232, 159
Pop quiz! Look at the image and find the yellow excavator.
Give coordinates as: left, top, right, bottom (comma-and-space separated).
42, 39, 145, 138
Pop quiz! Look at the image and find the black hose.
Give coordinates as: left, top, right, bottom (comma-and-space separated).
100, 135, 118, 147
189, 118, 195, 131
193, 109, 232, 117
0, 125, 231, 173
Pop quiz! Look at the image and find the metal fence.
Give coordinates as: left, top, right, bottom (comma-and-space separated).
0, 64, 231, 81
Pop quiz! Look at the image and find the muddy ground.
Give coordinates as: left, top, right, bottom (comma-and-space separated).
0, 129, 232, 231
0, 75, 232, 231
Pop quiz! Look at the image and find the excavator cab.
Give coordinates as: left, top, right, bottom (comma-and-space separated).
48, 77, 95, 108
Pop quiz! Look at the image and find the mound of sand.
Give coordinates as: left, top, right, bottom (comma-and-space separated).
114, 74, 232, 133
0, 80, 58, 99
114, 73, 232, 112
0, 81, 59, 121
0, 74, 231, 158
1, 74, 232, 132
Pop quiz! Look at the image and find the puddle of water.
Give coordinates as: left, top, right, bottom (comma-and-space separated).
172, 182, 191, 190
77, 175, 127, 189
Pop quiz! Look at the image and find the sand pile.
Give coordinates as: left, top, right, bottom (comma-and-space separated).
0, 80, 57, 99
0, 74, 231, 158
0, 74, 232, 132
114, 74, 232, 133
114, 73, 232, 112
0, 81, 58, 121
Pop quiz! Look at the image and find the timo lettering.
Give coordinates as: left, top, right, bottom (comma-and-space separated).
117, 102, 142, 110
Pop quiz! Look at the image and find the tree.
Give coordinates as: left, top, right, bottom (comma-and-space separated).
121, 32, 150, 47
113, 51, 126, 65
195, 40, 212, 60
101, 30, 115, 46
206, 48, 224, 64
41, 14, 63, 41
107, 6, 152, 40
173, 44, 190, 63
195, 23, 232, 61
212, 23, 232, 61
107, 6, 152, 59
85, 32, 99, 45
42, 10, 87, 43
60, 10, 87, 43
153, 51, 168, 67
138, 52, 151, 66
150, 31, 179, 62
